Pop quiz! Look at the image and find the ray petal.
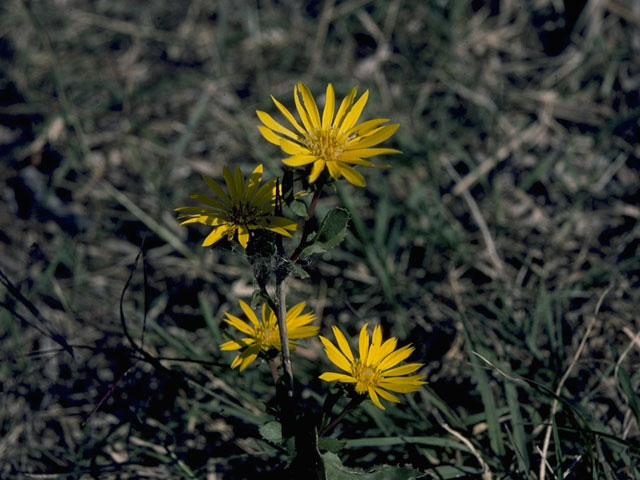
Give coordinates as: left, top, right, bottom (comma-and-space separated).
322, 83, 335, 128
319, 372, 357, 383
256, 111, 299, 140
340, 90, 370, 132
308, 160, 326, 183
319, 336, 353, 372
294, 84, 314, 132
202, 225, 229, 247
333, 87, 358, 128
337, 163, 366, 187
271, 95, 306, 134
332, 326, 354, 363
367, 386, 385, 410
298, 82, 321, 128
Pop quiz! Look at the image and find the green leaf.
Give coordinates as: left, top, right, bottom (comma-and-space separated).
323, 452, 422, 480
259, 421, 283, 443
318, 437, 345, 453
300, 207, 350, 259
290, 263, 310, 279
290, 198, 309, 218
251, 289, 270, 309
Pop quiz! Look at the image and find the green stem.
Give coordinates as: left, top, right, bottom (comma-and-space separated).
291, 175, 326, 262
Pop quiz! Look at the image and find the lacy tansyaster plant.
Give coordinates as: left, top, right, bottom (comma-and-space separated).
257, 82, 401, 187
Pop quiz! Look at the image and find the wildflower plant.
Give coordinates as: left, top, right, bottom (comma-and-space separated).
177, 82, 423, 477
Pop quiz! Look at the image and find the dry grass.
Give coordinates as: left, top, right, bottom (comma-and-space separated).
1, 0, 639, 478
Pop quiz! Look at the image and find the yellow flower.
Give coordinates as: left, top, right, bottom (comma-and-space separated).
257, 82, 401, 187
319, 324, 425, 410
175, 164, 297, 248
220, 300, 319, 371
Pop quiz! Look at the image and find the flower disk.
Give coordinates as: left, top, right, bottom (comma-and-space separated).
175, 164, 298, 248
319, 324, 426, 410
220, 300, 319, 371
257, 82, 401, 187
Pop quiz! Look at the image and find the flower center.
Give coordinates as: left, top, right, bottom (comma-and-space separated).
304, 127, 348, 163
353, 360, 381, 394
228, 202, 260, 226
255, 324, 280, 351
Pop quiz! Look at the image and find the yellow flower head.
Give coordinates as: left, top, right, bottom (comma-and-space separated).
175, 164, 297, 248
319, 324, 425, 410
220, 300, 319, 371
257, 82, 401, 187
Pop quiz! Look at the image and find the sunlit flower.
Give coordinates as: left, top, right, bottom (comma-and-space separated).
220, 300, 319, 371
175, 164, 297, 248
319, 324, 425, 410
257, 82, 401, 187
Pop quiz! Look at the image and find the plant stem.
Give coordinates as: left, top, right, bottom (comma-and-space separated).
274, 178, 295, 434
291, 175, 326, 262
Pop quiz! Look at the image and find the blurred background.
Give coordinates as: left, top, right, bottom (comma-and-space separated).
1, 0, 639, 478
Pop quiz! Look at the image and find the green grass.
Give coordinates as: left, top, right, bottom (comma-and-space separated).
1, 0, 639, 478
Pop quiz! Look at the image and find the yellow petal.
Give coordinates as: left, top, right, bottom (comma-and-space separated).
349, 124, 399, 149
258, 125, 288, 146
337, 163, 366, 187
367, 386, 385, 410
319, 335, 353, 372
308, 160, 326, 183
382, 363, 424, 377
288, 325, 319, 339
342, 148, 401, 158
245, 164, 264, 199
224, 312, 254, 335
294, 84, 314, 132
345, 118, 389, 136
322, 83, 335, 128
298, 82, 321, 128
319, 372, 357, 383
286, 301, 307, 322
280, 138, 310, 155
236, 225, 250, 248
333, 86, 358, 128
378, 378, 424, 393
331, 326, 354, 363
238, 299, 260, 328
366, 325, 384, 364
326, 160, 341, 180
256, 110, 299, 140
220, 338, 255, 351
375, 387, 400, 403
376, 338, 398, 364
202, 225, 230, 247
358, 324, 370, 363
340, 90, 369, 132
378, 345, 415, 371
271, 94, 306, 134
282, 154, 317, 167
